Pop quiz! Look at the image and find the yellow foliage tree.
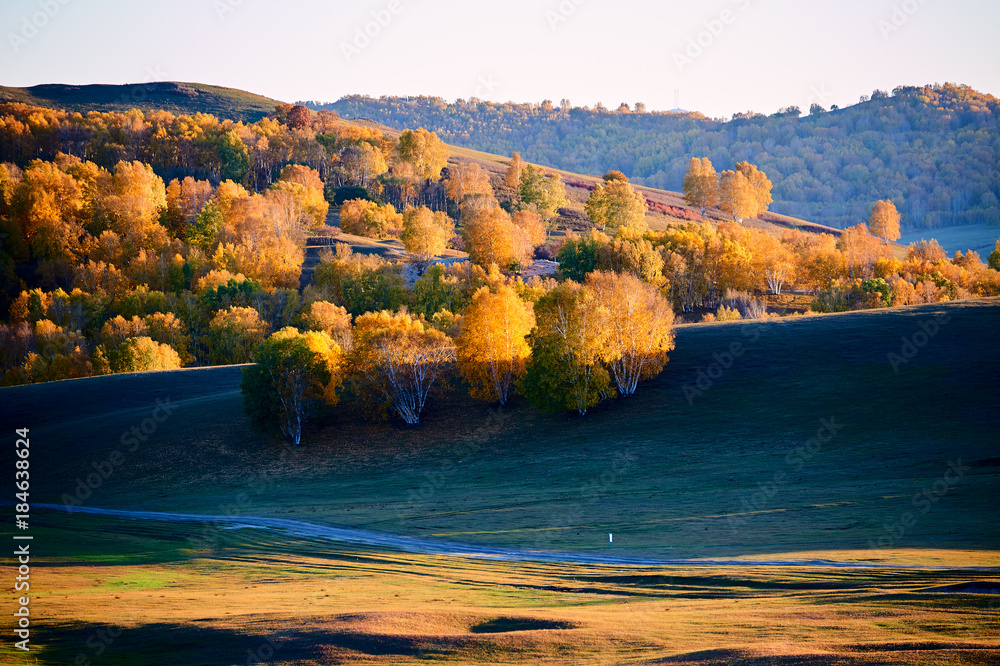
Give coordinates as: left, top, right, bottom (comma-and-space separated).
10, 159, 88, 263
586, 271, 674, 396
340, 143, 388, 190
456, 284, 535, 405
351, 311, 455, 424
719, 162, 772, 223
208, 306, 270, 365
505, 152, 525, 189
683, 157, 719, 215
99, 160, 169, 252
397, 128, 448, 181
840, 223, 890, 280
400, 206, 454, 259
585, 177, 648, 237
339, 199, 403, 239
869, 199, 901, 244
445, 163, 493, 220
462, 207, 521, 269
718, 170, 755, 223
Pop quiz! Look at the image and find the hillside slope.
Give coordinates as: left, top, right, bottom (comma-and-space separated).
0, 81, 281, 122
316, 84, 1000, 231
5, 299, 997, 564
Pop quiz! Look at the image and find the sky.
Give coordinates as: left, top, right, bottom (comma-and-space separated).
2, 0, 999, 119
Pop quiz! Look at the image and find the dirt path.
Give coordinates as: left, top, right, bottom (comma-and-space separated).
37, 504, 997, 570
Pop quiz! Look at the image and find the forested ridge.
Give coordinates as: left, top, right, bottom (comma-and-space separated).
316, 83, 1000, 231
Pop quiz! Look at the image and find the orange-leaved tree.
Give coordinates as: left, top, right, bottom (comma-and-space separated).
869, 199, 901, 244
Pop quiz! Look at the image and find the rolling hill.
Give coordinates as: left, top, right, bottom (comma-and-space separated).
5, 298, 997, 563
313, 84, 1000, 232
0, 81, 282, 122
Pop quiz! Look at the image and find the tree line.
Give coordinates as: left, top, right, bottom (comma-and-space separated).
320, 83, 1000, 230
2, 100, 999, 446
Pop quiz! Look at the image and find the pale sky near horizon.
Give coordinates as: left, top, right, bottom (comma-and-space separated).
1, 0, 998, 119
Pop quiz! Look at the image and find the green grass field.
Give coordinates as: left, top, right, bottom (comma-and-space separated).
2, 299, 998, 664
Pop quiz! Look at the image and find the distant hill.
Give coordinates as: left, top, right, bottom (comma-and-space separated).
312, 84, 1000, 232
0, 82, 281, 122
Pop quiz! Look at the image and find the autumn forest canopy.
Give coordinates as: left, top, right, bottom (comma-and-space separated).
1, 90, 999, 445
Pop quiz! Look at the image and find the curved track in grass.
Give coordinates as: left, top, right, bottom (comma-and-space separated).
37, 504, 999, 571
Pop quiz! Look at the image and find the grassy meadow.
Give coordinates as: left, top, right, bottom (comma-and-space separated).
2, 298, 998, 664
3, 510, 998, 665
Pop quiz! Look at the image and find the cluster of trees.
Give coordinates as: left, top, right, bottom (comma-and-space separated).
559, 172, 1000, 316
335, 152, 563, 271
4, 94, 1000, 446
322, 84, 1000, 229
240, 268, 675, 443
683, 158, 774, 223
0, 101, 453, 216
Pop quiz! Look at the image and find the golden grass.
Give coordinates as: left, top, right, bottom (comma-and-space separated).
15, 522, 1000, 665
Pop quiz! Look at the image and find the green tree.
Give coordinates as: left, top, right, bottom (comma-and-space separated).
241, 329, 343, 446
519, 166, 567, 220
585, 176, 647, 237
189, 199, 224, 251
557, 230, 609, 282
519, 281, 611, 415
219, 130, 250, 184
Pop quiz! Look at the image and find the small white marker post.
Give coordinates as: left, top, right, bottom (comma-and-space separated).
609, 533, 613, 549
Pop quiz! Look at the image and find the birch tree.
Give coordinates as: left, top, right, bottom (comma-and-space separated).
586, 271, 674, 396
351, 311, 455, 424
457, 284, 534, 405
